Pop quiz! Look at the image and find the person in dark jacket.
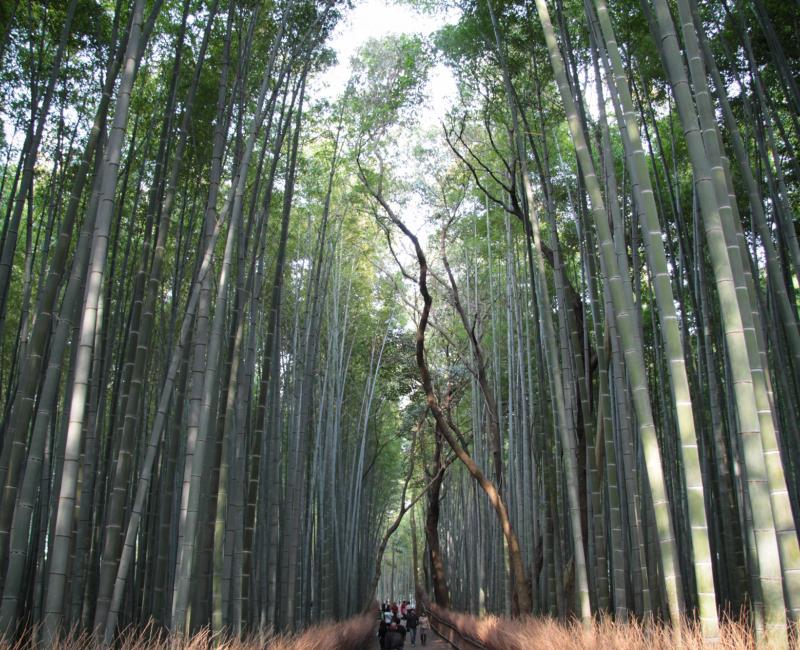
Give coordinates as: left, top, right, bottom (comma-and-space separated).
405, 608, 419, 646
385, 621, 404, 649
378, 618, 388, 648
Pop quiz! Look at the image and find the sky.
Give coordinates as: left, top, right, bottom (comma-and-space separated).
307, 0, 465, 251
310, 0, 461, 123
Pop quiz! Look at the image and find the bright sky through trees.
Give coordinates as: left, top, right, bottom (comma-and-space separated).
313, 0, 460, 119
310, 0, 462, 249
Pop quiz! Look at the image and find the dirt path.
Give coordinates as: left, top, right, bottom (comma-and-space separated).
373, 624, 450, 648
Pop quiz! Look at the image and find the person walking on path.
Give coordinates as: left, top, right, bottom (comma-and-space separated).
378, 617, 388, 648
405, 608, 419, 646
417, 611, 429, 646
384, 618, 405, 649
395, 616, 407, 644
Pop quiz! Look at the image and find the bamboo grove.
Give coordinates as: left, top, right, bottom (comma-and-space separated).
0, 0, 798, 645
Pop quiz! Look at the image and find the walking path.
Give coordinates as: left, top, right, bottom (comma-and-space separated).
373, 629, 450, 649
373, 616, 450, 649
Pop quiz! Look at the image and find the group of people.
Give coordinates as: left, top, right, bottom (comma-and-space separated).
378, 600, 429, 648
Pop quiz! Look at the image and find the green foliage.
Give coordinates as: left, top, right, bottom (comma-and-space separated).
346, 33, 433, 141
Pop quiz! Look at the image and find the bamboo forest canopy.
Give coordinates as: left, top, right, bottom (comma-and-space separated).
0, 0, 798, 645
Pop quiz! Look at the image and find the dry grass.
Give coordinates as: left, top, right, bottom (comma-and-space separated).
0, 611, 377, 650
426, 602, 786, 649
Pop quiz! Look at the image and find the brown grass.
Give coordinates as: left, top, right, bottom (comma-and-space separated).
0, 611, 377, 650
426, 602, 785, 649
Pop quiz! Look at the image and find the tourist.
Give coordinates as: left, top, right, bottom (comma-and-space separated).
385, 619, 404, 649
395, 615, 407, 645
418, 611, 429, 646
405, 607, 419, 646
378, 617, 388, 648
